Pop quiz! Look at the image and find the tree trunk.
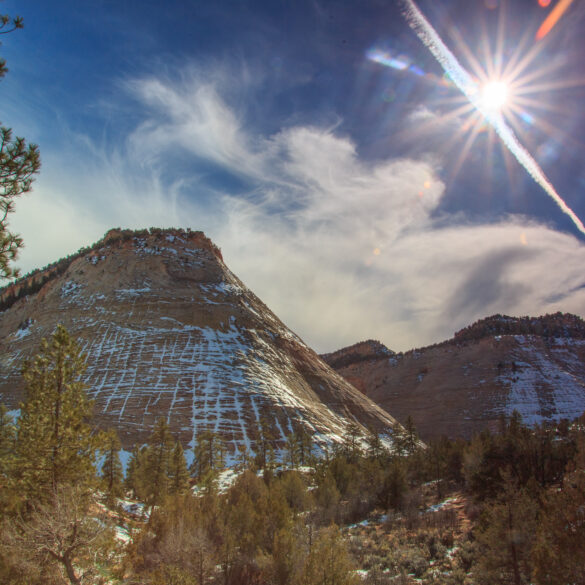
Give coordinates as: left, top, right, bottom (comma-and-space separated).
508, 504, 522, 585
62, 552, 81, 585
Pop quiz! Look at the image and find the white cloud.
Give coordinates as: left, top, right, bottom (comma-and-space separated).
126, 72, 268, 182
215, 186, 585, 352
10, 144, 195, 270
8, 65, 585, 353
406, 105, 437, 123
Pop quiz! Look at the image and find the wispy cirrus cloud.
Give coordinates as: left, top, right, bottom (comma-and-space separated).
127, 78, 258, 175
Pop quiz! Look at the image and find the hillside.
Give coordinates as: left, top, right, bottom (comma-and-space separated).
322, 314, 585, 439
0, 228, 399, 457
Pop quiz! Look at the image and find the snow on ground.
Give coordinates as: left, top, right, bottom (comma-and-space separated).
191, 468, 242, 496
348, 519, 370, 529
60, 280, 83, 298
426, 497, 456, 513
71, 310, 352, 456
12, 328, 31, 340
346, 512, 388, 530
114, 525, 132, 543
215, 468, 241, 493
119, 499, 148, 520
498, 335, 585, 424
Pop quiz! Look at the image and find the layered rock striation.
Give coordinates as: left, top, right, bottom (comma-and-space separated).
322, 314, 585, 440
0, 228, 399, 457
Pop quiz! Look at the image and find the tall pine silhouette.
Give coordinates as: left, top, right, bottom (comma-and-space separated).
13, 325, 97, 502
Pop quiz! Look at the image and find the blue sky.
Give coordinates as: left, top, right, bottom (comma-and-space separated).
2, 0, 585, 352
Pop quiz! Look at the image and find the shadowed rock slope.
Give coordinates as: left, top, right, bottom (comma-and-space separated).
0, 228, 399, 457
322, 314, 585, 440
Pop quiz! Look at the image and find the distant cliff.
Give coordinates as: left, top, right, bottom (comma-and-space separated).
323, 313, 585, 440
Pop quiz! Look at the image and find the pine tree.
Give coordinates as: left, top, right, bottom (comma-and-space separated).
271, 526, 305, 585
143, 417, 174, 511
0, 404, 15, 477
285, 433, 300, 469
100, 429, 124, 502
254, 416, 277, 470
301, 525, 358, 585
342, 421, 363, 463
0, 404, 17, 516
426, 437, 449, 499
124, 447, 137, 495
403, 415, 420, 455
192, 430, 225, 479
365, 427, 387, 462
288, 422, 314, 467
280, 470, 308, 517
0, 15, 41, 279
12, 325, 97, 503
314, 471, 340, 525
391, 424, 408, 456
0, 14, 24, 79
474, 471, 539, 585
125, 445, 148, 500
168, 441, 190, 496
378, 459, 407, 511
531, 435, 585, 585
296, 425, 313, 466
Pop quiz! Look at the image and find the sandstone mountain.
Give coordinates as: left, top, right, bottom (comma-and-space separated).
322, 313, 585, 440
0, 228, 399, 458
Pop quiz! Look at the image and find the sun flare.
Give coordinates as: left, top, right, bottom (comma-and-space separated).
402, 0, 585, 235
480, 80, 509, 111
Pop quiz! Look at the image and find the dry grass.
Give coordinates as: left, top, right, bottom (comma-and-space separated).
344, 487, 475, 584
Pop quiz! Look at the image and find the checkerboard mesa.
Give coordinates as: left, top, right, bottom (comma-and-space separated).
0, 228, 400, 460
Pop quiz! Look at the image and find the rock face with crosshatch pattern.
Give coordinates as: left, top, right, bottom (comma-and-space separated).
0, 228, 400, 458
322, 314, 585, 440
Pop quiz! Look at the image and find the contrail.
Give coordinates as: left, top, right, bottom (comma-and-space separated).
402, 0, 585, 235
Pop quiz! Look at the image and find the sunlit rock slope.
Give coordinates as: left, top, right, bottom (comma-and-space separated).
0, 228, 398, 456
322, 314, 585, 440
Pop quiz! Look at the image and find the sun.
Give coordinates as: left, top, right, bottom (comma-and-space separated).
397, 0, 585, 235
480, 80, 510, 112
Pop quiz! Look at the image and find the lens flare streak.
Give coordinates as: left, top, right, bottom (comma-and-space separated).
536, 0, 576, 41
402, 0, 585, 235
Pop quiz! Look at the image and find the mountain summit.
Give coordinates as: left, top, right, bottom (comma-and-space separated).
0, 228, 398, 457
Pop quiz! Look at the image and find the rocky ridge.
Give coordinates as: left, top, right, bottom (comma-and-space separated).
322, 314, 585, 440
321, 340, 394, 394
0, 228, 399, 458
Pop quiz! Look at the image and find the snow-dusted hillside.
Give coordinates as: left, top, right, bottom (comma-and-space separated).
496, 335, 585, 424
323, 315, 585, 440
0, 228, 398, 456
